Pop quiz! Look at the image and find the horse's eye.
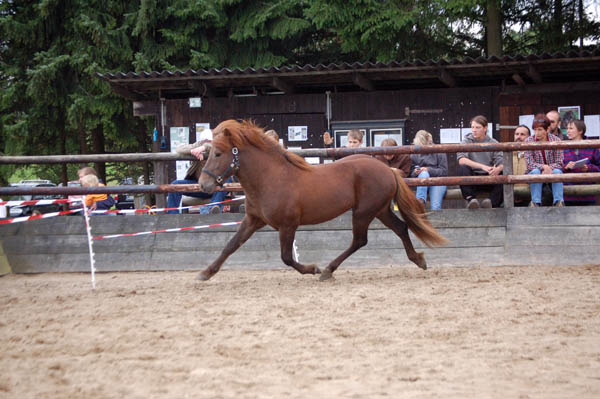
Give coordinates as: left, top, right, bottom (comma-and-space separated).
215, 152, 222, 158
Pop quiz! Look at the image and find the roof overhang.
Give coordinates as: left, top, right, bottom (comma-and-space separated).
98, 50, 600, 101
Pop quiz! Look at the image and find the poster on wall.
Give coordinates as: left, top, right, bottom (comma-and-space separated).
558, 106, 581, 136
288, 126, 308, 141
170, 126, 190, 180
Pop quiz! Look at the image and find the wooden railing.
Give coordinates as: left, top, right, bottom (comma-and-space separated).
2, 140, 600, 207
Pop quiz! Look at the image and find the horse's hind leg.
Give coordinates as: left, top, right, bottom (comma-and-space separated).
377, 208, 427, 270
279, 227, 320, 275
320, 215, 371, 281
197, 215, 266, 281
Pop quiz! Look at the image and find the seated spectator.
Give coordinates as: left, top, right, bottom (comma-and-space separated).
457, 115, 504, 209
409, 130, 448, 210
167, 143, 231, 214
78, 167, 116, 211
512, 125, 531, 206
374, 138, 411, 177
525, 114, 564, 207
563, 119, 600, 205
81, 174, 115, 213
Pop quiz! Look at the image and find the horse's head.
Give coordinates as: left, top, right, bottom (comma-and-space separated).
198, 121, 241, 193
199, 119, 306, 193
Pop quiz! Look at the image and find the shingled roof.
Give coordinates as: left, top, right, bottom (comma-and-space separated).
98, 49, 600, 100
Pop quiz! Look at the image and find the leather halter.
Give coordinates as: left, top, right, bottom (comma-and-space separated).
201, 147, 240, 186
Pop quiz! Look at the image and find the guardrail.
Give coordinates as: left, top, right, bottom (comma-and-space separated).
2, 140, 600, 207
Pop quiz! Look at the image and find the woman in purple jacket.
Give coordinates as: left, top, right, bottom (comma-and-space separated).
563, 119, 600, 205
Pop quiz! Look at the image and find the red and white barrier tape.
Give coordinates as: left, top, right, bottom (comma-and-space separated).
0, 208, 83, 225
89, 196, 245, 215
93, 221, 242, 240
0, 198, 72, 206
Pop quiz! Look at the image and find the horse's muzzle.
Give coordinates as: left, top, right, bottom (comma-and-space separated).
198, 176, 216, 194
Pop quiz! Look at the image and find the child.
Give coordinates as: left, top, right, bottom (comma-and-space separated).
322, 129, 364, 148
80, 174, 115, 212
78, 167, 116, 211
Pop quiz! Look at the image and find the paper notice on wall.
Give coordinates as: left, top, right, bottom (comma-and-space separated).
584, 115, 600, 137
170, 127, 189, 149
440, 128, 461, 144
519, 115, 534, 130
170, 126, 190, 180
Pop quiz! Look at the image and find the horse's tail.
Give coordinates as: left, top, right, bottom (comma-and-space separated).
391, 169, 448, 248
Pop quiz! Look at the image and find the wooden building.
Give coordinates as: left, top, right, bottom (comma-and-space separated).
99, 50, 600, 205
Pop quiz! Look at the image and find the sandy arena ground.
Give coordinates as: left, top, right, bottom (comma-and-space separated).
1, 265, 599, 399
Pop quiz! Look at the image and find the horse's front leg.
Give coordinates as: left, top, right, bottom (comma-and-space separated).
197, 215, 266, 281
279, 227, 320, 275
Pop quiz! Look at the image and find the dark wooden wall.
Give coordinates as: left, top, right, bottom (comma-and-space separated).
499, 89, 600, 142
160, 86, 499, 185
164, 86, 500, 149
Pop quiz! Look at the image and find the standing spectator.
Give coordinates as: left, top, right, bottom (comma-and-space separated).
374, 138, 411, 177
457, 115, 504, 209
512, 125, 531, 206
409, 130, 448, 210
525, 114, 564, 207
167, 143, 230, 214
563, 120, 600, 205
546, 110, 567, 140
323, 129, 364, 148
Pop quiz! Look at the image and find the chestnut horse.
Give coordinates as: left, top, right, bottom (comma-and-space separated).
198, 120, 447, 281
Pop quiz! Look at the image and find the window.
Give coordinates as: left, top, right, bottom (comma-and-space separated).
330, 120, 405, 147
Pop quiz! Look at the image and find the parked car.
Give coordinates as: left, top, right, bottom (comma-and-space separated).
115, 177, 135, 210
58, 180, 83, 211
8, 180, 62, 217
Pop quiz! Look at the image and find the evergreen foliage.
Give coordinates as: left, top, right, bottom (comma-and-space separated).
1, 0, 598, 186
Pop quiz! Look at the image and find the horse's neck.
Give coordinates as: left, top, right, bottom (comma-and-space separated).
238, 147, 295, 194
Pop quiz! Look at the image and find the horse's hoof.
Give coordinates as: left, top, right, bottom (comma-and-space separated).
415, 253, 427, 270
196, 271, 212, 281
319, 270, 334, 281
314, 266, 321, 274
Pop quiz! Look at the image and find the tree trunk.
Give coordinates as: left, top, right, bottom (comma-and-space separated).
551, 0, 564, 48
91, 125, 106, 183
77, 118, 88, 169
486, 0, 502, 57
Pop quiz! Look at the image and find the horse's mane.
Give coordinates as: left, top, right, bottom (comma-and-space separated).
212, 120, 312, 171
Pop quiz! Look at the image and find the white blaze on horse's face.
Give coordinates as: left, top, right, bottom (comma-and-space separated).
199, 146, 234, 194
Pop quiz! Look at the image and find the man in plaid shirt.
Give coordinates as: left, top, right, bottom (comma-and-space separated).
524, 114, 564, 207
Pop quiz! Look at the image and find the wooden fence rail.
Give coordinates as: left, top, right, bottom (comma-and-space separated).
2, 140, 600, 207
1, 140, 600, 164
